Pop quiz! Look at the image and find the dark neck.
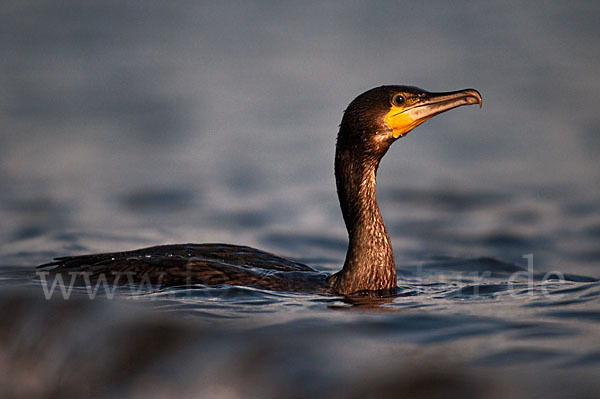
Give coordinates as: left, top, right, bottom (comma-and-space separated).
328, 140, 397, 295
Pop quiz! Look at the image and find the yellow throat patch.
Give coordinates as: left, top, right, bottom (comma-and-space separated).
384, 105, 427, 139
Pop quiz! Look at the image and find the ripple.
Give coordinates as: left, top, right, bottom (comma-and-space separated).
473, 348, 564, 366
562, 352, 600, 367
119, 188, 196, 213
417, 256, 526, 275
443, 283, 509, 298
542, 310, 600, 322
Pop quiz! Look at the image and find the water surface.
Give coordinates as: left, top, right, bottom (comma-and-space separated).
1, 1, 599, 398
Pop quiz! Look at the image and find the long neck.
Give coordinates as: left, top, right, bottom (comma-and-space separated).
328, 142, 397, 295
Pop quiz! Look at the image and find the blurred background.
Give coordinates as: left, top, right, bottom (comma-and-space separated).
1, 1, 599, 274
1, 2, 599, 398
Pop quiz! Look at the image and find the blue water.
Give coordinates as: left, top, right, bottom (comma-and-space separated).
1, 1, 599, 397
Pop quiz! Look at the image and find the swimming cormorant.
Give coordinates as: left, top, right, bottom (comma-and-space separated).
39, 86, 482, 296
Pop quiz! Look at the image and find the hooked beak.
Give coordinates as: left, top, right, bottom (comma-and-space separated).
387, 88, 482, 138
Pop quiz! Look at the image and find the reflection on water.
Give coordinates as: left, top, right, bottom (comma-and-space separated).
2, 271, 599, 398
2, 255, 599, 397
1, 1, 599, 398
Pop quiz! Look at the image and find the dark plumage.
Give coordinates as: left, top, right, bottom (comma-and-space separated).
39, 85, 482, 296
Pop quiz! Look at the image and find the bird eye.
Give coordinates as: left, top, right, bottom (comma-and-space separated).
392, 94, 405, 106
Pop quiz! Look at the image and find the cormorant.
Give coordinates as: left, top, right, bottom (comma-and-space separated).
39, 86, 482, 296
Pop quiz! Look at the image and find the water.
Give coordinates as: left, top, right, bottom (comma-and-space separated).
1, 1, 599, 397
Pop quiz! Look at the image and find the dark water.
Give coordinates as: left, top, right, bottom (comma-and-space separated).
1, 1, 599, 398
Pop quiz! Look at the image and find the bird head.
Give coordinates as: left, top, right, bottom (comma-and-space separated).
337, 85, 482, 159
